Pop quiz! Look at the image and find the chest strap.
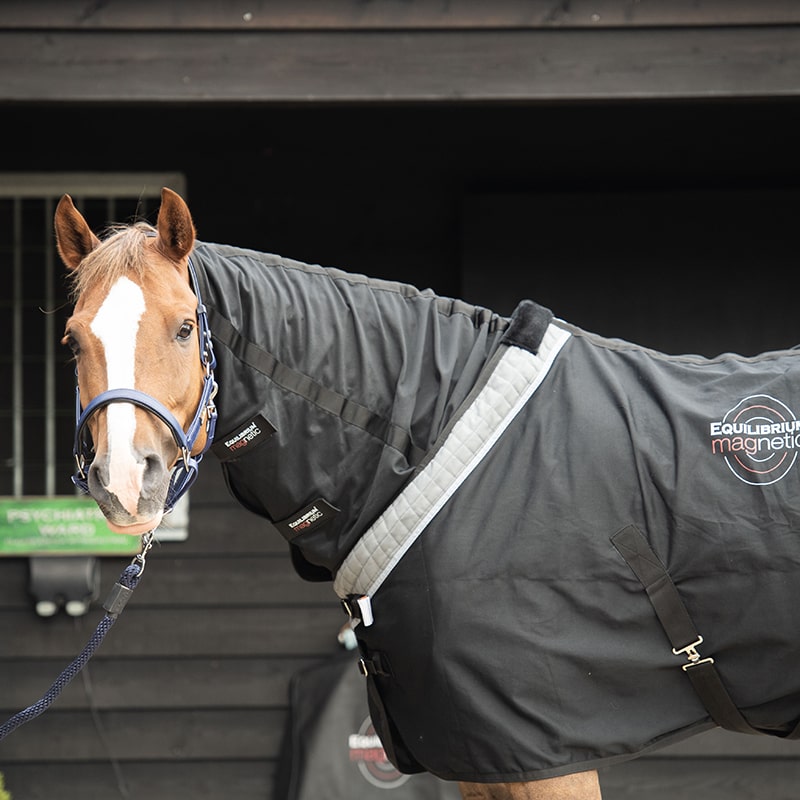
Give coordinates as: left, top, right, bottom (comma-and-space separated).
611, 524, 799, 738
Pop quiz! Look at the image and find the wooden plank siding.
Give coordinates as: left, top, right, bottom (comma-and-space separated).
0, 27, 797, 104
0, 2, 799, 103
2, 0, 800, 29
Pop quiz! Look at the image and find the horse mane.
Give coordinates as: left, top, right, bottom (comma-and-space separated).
67, 221, 156, 299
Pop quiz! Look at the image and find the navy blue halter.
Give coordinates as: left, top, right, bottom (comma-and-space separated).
72, 257, 218, 514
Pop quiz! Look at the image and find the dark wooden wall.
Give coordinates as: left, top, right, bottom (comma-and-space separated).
1, 0, 799, 103
1, 3, 800, 799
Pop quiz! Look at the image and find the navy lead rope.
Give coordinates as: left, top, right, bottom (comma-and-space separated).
0, 532, 154, 742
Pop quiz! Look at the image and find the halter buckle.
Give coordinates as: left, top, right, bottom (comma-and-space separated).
74, 453, 87, 481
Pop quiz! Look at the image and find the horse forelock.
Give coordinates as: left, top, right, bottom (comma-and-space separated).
68, 222, 157, 300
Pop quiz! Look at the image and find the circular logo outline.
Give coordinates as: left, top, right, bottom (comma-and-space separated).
720, 394, 798, 485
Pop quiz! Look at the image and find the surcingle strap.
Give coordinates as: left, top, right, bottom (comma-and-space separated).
612, 524, 769, 737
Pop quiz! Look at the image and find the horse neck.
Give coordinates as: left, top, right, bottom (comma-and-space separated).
194, 242, 509, 455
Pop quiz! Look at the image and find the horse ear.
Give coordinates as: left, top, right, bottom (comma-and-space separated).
155, 187, 196, 264
54, 194, 101, 270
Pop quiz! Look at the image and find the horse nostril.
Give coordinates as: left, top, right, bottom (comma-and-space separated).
141, 453, 169, 492
88, 460, 110, 491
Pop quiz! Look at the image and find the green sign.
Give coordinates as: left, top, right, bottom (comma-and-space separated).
0, 496, 140, 556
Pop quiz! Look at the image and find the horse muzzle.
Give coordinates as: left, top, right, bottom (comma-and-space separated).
86, 447, 171, 534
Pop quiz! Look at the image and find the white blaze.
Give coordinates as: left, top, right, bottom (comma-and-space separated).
90, 277, 146, 516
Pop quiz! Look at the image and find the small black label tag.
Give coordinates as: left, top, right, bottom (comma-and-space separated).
211, 414, 275, 461
274, 498, 340, 540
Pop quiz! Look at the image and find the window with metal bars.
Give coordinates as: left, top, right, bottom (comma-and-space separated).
0, 173, 186, 499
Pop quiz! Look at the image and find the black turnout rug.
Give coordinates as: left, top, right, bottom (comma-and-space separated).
192, 241, 800, 782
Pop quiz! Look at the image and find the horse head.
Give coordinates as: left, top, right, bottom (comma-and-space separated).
55, 188, 215, 535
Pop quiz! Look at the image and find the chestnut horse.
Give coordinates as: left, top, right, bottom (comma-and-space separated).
55, 189, 601, 799
55, 188, 800, 798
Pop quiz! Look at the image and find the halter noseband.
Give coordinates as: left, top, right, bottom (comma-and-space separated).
72, 257, 218, 514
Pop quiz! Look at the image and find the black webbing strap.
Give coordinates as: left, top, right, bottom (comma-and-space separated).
611, 524, 766, 736
208, 309, 427, 466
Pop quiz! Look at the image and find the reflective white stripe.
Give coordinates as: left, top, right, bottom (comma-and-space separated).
333, 322, 571, 602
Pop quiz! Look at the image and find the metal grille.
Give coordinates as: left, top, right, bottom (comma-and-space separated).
0, 173, 186, 498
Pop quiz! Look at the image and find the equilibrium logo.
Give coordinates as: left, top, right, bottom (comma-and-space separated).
709, 394, 800, 485
348, 716, 410, 789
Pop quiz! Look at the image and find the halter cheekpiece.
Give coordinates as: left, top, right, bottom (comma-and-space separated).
72, 257, 218, 513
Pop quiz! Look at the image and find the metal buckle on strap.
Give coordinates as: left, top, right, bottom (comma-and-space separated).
357, 652, 391, 678
673, 635, 715, 672
341, 594, 374, 627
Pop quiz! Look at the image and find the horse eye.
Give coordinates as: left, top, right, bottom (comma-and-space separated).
62, 333, 80, 356
177, 321, 194, 341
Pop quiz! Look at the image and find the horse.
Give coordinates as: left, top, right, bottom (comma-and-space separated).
54, 187, 800, 799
